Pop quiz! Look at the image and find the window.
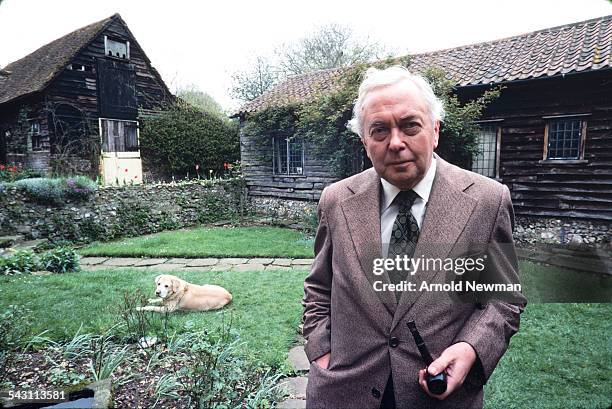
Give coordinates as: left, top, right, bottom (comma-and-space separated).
100, 119, 138, 152
472, 125, 499, 178
27, 120, 43, 151
273, 135, 303, 175
544, 118, 585, 160
104, 36, 130, 59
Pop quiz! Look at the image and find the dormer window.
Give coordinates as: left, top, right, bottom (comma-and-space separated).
104, 36, 130, 59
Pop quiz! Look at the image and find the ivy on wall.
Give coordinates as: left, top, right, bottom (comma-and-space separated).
242, 58, 500, 177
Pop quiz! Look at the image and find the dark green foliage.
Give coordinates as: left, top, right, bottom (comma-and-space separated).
39, 247, 80, 274
196, 195, 239, 224
0, 306, 30, 386
0, 250, 38, 275
170, 326, 282, 408
139, 102, 239, 178
115, 202, 156, 238
245, 60, 499, 176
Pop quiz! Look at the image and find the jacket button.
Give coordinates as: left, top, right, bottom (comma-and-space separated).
371, 388, 381, 398
389, 337, 399, 348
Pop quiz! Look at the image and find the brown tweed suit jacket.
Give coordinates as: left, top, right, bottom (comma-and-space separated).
302, 155, 525, 409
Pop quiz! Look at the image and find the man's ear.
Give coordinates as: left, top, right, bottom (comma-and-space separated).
432, 120, 440, 149
361, 136, 371, 158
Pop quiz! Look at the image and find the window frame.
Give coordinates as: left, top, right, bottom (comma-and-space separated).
104, 35, 130, 60
99, 118, 140, 153
472, 119, 502, 179
541, 114, 589, 164
272, 134, 305, 176
27, 119, 44, 152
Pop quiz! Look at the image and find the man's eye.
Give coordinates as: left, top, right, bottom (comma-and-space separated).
371, 127, 389, 138
401, 123, 420, 135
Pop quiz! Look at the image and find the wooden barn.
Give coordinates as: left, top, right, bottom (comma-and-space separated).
235, 15, 612, 222
0, 13, 172, 184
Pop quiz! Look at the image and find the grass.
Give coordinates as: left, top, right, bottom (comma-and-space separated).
0, 268, 308, 370
484, 303, 612, 409
1, 258, 610, 407
78, 226, 315, 258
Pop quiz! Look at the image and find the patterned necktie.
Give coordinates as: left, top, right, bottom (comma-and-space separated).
388, 190, 420, 301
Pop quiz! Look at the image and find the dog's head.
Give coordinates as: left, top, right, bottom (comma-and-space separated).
154, 274, 183, 299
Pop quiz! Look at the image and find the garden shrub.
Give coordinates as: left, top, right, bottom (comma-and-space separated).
12, 176, 97, 205
0, 250, 38, 275
63, 176, 97, 201
0, 164, 43, 183
0, 248, 80, 275
0, 306, 31, 386
39, 247, 80, 274
139, 102, 240, 178
14, 178, 63, 205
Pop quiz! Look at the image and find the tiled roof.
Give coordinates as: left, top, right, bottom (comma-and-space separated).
0, 15, 118, 106
238, 15, 612, 115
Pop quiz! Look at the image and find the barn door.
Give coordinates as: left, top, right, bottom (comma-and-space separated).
97, 59, 137, 119
99, 118, 142, 185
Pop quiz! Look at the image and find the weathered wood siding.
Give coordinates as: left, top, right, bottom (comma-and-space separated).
240, 127, 338, 201
459, 70, 612, 221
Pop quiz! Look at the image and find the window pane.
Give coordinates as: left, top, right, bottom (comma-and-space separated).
273, 136, 288, 174
288, 137, 303, 175
472, 125, 497, 178
547, 119, 582, 159
100, 119, 139, 152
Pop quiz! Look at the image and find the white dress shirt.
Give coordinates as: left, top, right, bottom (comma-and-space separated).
380, 157, 437, 257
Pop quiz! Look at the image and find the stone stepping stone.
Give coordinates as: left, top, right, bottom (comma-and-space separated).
209, 263, 234, 272
248, 258, 275, 265
272, 258, 292, 266
234, 263, 266, 272
280, 376, 308, 399
166, 258, 192, 264
288, 346, 309, 372
223, 258, 249, 264
186, 258, 219, 267
80, 257, 109, 266
291, 259, 313, 266
102, 257, 142, 266
277, 398, 306, 409
134, 258, 167, 267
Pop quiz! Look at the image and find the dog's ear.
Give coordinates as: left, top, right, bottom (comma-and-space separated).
172, 278, 180, 293
155, 275, 163, 286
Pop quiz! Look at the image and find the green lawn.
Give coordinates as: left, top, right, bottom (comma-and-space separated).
484, 303, 611, 409
78, 226, 315, 258
0, 268, 308, 370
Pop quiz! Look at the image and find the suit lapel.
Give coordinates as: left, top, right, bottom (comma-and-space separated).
340, 169, 398, 316
391, 157, 477, 331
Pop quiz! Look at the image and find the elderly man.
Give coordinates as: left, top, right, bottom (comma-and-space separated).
302, 66, 525, 409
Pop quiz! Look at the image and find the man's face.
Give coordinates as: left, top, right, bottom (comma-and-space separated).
360, 80, 439, 190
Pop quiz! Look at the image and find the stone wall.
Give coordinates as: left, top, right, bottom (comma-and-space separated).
248, 197, 611, 247
0, 178, 246, 242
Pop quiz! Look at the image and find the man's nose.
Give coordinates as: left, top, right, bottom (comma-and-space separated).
388, 127, 405, 151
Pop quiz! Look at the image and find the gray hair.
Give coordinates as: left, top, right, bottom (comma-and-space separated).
347, 66, 445, 138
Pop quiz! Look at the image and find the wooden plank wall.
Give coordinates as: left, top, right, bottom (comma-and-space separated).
240, 128, 338, 201
459, 70, 612, 221
46, 18, 170, 121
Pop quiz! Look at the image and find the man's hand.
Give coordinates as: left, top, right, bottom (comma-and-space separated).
313, 352, 330, 369
418, 342, 476, 400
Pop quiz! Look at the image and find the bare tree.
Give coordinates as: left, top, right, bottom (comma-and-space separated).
230, 24, 390, 103
230, 56, 280, 103
277, 23, 388, 76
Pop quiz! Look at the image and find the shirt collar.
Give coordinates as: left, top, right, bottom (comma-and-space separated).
380, 156, 437, 212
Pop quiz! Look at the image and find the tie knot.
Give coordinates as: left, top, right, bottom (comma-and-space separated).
394, 190, 419, 209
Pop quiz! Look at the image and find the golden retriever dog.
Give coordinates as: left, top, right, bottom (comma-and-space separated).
137, 274, 232, 313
